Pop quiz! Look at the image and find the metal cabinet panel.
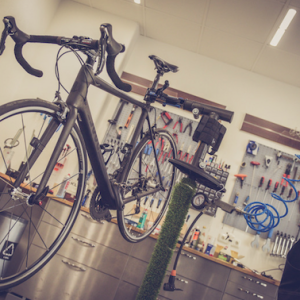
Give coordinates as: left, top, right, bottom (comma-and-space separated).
222, 293, 242, 300
225, 280, 276, 300
166, 253, 230, 292
130, 237, 157, 262
228, 270, 278, 298
113, 281, 139, 300
41, 200, 133, 254
12, 245, 119, 300
120, 257, 149, 286
31, 221, 129, 279
58, 233, 129, 278
73, 213, 133, 254
158, 274, 223, 300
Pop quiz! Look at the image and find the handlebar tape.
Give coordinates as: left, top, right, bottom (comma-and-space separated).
102, 23, 132, 92
106, 54, 132, 92
14, 43, 43, 77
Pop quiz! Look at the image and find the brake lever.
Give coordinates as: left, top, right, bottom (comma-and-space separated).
0, 18, 12, 55
95, 31, 107, 76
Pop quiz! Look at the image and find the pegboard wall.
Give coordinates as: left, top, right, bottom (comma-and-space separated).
101, 99, 230, 216
102, 99, 200, 176
223, 140, 300, 243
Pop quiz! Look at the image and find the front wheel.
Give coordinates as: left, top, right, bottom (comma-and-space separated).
0, 99, 87, 290
117, 129, 177, 242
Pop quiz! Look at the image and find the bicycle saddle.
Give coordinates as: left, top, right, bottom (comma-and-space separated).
149, 55, 179, 73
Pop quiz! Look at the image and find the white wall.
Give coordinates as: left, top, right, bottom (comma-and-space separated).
0, 0, 62, 101
123, 36, 300, 281
0, 0, 139, 140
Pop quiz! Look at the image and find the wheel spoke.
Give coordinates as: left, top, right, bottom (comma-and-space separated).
0, 100, 86, 289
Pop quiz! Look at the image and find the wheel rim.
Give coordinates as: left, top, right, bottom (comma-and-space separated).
119, 131, 176, 242
0, 101, 86, 288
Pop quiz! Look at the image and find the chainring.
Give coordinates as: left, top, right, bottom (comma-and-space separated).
89, 186, 112, 222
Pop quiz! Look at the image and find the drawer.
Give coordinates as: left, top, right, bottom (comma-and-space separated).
158, 273, 223, 300
225, 280, 276, 300
72, 212, 132, 254
41, 200, 133, 254
12, 245, 119, 300
167, 253, 230, 292
130, 237, 157, 262
228, 270, 278, 298
222, 293, 241, 300
32, 221, 129, 278
113, 281, 139, 300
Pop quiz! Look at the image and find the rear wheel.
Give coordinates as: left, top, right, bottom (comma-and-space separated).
0, 99, 87, 290
117, 129, 177, 242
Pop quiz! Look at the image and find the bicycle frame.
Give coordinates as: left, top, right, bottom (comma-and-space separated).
16, 60, 164, 211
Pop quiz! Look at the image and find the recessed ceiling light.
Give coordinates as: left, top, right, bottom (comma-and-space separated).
270, 8, 296, 46
134, 0, 141, 4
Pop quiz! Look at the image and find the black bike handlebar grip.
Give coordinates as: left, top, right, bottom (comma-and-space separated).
106, 55, 132, 92
14, 43, 43, 77
183, 100, 234, 123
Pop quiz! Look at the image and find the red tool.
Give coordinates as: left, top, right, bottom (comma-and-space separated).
182, 145, 192, 162
172, 133, 178, 144
273, 181, 279, 193
173, 117, 183, 132
161, 111, 173, 129
234, 174, 247, 188
124, 105, 137, 128
281, 164, 292, 187
177, 143, 184, 160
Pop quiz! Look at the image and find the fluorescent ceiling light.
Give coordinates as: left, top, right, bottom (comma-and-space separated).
134, 0, 141, 3
270, 8, 296, 46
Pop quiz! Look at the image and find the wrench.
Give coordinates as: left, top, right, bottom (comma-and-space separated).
271, 231, 280, 256
280, 233, 287, 257
262, 228, 274, 253
282, 234, 290, 258
276, 232, 283, 256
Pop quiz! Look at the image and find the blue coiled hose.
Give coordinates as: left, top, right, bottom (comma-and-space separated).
243, 155, 300, 232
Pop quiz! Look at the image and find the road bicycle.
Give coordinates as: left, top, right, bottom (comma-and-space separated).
0, 16, 234, 290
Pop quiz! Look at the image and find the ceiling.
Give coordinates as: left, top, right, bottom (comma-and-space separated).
74, 0, 300, 88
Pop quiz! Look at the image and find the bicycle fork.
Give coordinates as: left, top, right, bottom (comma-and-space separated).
13, 106, 78, 206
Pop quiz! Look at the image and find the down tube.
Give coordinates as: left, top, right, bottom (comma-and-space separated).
77, 101, 117, 208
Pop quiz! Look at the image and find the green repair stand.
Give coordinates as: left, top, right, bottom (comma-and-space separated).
136, 177, 196, 300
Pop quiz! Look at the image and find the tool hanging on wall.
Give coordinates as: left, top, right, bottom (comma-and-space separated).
234, 174, 247, 188
173, 117, 183, 132
249, 161, 260, 198
124, 105, 137, 129
161, 111, 173, 129
108, 99, 128, 125
265, 155, 273, 168
183, 121, 193, 136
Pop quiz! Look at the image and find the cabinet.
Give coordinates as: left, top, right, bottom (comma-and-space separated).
11, 200, 279, 300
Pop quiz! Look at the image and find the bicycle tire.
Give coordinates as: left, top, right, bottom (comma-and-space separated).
117, 128, 177, 242
0, 99, 87, 290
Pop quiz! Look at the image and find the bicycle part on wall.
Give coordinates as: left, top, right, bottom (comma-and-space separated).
223, 141, 300, 242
